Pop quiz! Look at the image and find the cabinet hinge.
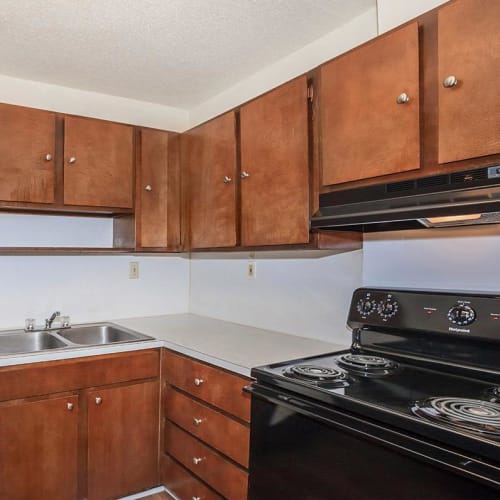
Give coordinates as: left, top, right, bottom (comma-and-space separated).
307, 85, 314, 102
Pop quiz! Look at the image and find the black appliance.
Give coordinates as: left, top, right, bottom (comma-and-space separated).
310, 165, 500, 231
247, 288, 500, 500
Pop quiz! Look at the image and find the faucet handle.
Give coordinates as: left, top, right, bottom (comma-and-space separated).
25, 318, 36, 331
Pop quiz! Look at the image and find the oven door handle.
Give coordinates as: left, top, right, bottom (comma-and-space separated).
246, 383, 500, 490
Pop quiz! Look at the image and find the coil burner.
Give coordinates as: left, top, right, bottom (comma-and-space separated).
336, 353, 398, 377
412, 397, 500, 436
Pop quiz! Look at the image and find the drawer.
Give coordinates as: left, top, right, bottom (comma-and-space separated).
165, 421, 248, 500
163, 349, 251, 422
161, 453, 221, 500
165, 387, 249, 467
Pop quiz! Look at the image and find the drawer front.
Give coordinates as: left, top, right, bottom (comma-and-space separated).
165, 421, 248, 500
161, 453, 221, 500
0, 349, 160, 402
165, 387, 250, 467
163, 349, 251, 422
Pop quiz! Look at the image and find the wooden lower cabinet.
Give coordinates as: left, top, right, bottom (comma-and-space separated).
0, 394, 79, 500
0, 350, 161, 500
162, 349, 251, 500
88, 381, 160, 500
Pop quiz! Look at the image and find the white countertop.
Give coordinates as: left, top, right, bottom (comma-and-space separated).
0, 314, 348, 376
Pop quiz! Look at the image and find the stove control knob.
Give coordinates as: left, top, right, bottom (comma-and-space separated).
447, 304, 476, 326
356, 297, 376, 316
377, 298, 399, 320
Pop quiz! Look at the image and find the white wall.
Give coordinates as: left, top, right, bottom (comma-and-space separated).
188, 7, 378, 128
189, 251, 363, 345
0, 74, 188, 131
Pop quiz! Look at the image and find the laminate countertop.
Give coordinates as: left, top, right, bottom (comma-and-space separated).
0, 313, 348, 376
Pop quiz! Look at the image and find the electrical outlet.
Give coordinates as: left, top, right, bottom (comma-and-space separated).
129, 261, 140, 279
247, 261, 256, 279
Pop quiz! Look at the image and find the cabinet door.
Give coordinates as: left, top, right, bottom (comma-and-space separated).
438, 0, 500, 163
64, 115, 134, 208
137, 129, 180, 249
0, 103, 56, 203
0, 395, 78, 500
240, 77, 309, 246
87, 381, 160, 500
320, 22, 420, 186
185, 112, 237, 249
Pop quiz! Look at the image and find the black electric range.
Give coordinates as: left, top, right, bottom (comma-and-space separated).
248, 288, 500, 500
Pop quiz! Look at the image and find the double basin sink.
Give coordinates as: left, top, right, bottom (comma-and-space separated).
0, 323, 154, 356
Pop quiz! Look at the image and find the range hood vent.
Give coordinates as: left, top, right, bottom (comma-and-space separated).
311, 165, 500, 232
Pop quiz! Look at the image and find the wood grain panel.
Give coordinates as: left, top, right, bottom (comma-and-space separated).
163, 349, 251, 422
64, 115, 134, 208
320, 22, 420, 186
165, 386, 250, 467
0, 349, 160, 401
136, 128, 181, 249
161, 454, 221, 500
185, 112, 237, 249
240, 77, 310, 246
88, 381, 160, 499
165, 422, 248, 500
438, 0, 500, 163
0, 395, 78, 500
0, 103, 56, 203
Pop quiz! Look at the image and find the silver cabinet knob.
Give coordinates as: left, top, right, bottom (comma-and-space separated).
95, 397, 102, 405
144, 184, 152, 192
396, 93, 410, 104
223, 176, 232, 184
241, 171, 250, 179
192, 457, 203, 465
45, 153, 53, 161
443, 75, 458, 88
67, 402, 74, 411
192, 497, 201, 500
194, 378, 204, 387
68, 156, 76, 164
193, 417, 203, 426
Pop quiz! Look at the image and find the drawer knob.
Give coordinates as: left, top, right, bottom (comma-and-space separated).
66, 402, 74, 411
194, 378, 204, 386
241, 171, 250, 179
68, 156, 76, 164
45, 153, 53, 161
193, 417, 203, 426
396, 92, 410, 104
443, 75, 458, 88
144, 184, 153, 192
192, 457, 204, 465
223, 175, 232, 184
95, 397, 103, 405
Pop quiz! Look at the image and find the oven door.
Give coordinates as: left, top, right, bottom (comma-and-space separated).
247, 384, 500, 500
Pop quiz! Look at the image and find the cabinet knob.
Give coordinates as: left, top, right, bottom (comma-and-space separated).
396, 92, 410, 104
193, 417, 203, 426
194, 378, 204, 386
192, 457, 203, 465
144, 184, 153, 192
241, 171, 250, 179
45, 153, 53, 161
67, 402, 74, 411
95, 397, 103, 405
443, 75, 458, 88
223, 176, 232, 184
192, 497, 201, 500
68, 156, 76, 164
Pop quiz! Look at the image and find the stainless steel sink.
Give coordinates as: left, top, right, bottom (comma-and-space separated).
55, 323, 153, 345
0, 323, 154, 356
0, 331, 67, 354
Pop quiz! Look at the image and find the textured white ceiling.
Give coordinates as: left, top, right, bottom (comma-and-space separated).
0, 0, 375, 108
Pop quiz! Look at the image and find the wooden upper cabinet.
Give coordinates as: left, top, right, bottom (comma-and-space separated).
87, 381, 160, 500
320, 22, 420, 186
0, 395, 79, 500
0, 103, 56, 204
136, 129, 181, 249
63, 115, 134, 208
185, 112, 237, 249
438, 0, 500, 164
240, 76, 309, 246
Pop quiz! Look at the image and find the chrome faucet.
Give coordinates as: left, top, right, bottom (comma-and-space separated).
45, 311, 61, 329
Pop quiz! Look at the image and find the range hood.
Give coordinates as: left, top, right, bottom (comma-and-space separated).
311, 165, 500, 232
